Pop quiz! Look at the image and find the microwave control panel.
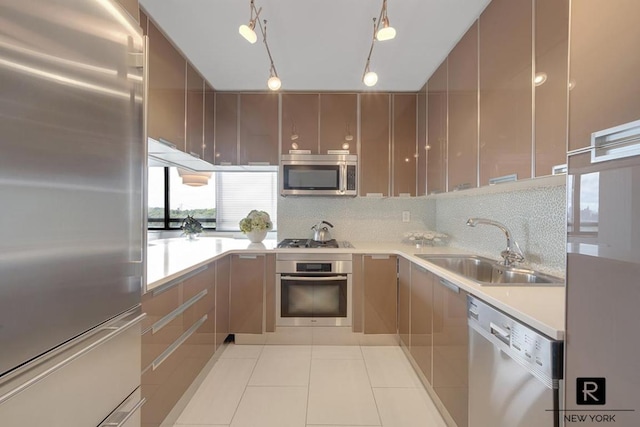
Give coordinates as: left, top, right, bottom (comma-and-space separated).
347, 165, 356, 191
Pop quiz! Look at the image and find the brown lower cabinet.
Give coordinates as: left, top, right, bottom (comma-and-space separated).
229, 253, 275, 334
432, 276, 469, 427
410, 263, 433, 384
141, 263, 218, 427
406, 262, 470, 427
363, 255, 398, 334
398, 257, 411, 347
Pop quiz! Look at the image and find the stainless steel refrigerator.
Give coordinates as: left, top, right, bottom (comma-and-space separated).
0, 0, 146, 425
565, 120, 640, 425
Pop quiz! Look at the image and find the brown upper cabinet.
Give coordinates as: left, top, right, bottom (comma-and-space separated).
186, 63, 204, 158
214, 93, 238, 165
319, 94, 357, 154
535, 0, 569, 175
239, 93, 279, 165
427, 61, 448, 194
393, 94, 417, 197
282, 94, 319, 153
147, 19, 186, 150
417, 85, 427, 196
117, 0, 139, 22
448, 21, 478, 191
568, 0, 640, 152
360, 93, 391, 196
479, 0, 532, 185
203, 83, 215, 164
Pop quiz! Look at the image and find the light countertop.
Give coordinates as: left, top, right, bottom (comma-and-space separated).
146, 237, 565, 340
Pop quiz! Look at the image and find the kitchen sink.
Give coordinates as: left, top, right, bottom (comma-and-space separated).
414, 254, 564, 286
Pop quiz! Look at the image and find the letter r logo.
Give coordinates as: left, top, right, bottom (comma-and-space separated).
576, 378, 606, 405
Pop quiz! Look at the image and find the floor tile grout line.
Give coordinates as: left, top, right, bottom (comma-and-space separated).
304, 345, 314, 427
357, 345, 383, 427
226, 344, 264, 426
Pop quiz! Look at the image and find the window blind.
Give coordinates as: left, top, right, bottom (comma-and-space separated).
215, 171, 278, 231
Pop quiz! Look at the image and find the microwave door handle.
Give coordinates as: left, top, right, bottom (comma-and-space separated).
340, 163, 346, 194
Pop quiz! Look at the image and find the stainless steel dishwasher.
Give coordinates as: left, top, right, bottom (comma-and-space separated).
468, 296, 563, 427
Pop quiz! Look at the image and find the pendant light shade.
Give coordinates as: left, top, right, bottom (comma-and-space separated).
376, 16, 396, 41
177, 169, 212, 187
363, 70, 378, 87
239, 23, 257, 44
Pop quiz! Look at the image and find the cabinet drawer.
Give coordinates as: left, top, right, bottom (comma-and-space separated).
142, 284, 180, 331
141, 312, 183, 370
142, 313, 208, 426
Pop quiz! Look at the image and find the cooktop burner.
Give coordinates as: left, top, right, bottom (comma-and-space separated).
277, 239, 352, 249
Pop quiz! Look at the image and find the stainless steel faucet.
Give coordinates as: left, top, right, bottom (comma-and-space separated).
466, 218, 525, 266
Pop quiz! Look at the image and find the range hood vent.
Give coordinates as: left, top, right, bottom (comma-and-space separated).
148, 137, 215, 171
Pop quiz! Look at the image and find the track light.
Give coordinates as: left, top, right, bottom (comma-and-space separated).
239, 0, 282, 90
376, 0, 396, 41
238, 0, 260, 44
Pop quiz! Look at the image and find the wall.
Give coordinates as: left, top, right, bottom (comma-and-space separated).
432, 175, 566, 275
277, 175, 566, 276
277, 196, 434, 243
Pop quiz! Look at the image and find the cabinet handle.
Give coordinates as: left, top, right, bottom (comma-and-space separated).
439, 278, 460, 294
280, 275, 347, 282
152, 265, 208, 296
369, 255, 391, 260
150, 288, 208, 334
152, 314, 207, 371
157, 137, 177, 149
99, 397, 146, 427
238, 254, 263, 259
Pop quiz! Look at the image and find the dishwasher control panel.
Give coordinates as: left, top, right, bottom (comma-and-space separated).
468, 295, 563, 384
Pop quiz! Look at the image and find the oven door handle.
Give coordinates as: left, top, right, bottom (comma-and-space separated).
280, 275, 348, 281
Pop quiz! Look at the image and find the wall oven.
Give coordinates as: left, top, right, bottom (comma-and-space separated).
280, 154, 357, 196
276, 253, 352, 326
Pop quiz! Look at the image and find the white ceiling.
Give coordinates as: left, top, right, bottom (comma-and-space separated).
139, 0, 491, 92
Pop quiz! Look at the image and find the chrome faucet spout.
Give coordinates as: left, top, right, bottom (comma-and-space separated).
465, 218, 525, 266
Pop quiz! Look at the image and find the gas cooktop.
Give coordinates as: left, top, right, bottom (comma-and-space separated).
277, 239, 353, 249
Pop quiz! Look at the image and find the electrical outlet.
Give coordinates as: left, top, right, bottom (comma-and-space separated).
402, 211, 410, 222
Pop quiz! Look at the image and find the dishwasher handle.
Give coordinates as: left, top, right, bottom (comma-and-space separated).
490, 322, 511, 345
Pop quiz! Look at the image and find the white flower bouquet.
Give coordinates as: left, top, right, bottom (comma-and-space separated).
403, 230, 448, 247
239, 210, 273, 233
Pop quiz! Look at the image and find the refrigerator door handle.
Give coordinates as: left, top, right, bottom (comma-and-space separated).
99, 397, 146, 427
0, 312, 145, 406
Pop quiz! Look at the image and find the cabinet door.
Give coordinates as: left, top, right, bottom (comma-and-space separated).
282, 94, 319, 153
417, 84, 427, 196
229, 254, 264, 334
433, 277, 469, 427
214, 92, 238, 165
568, 0, 640, 151
147, 20, 185, 149
352, 255, 364, 333
535, 0, 569, 175
117, 0, 138, 22
182, 264, 216, 362
479, 0, 532, 184
448, 21, 478, 191
215, 255, 230, 348
239, 93, 279, 165
203, 83, 215, 164
360, 93, 390, 196
186, 63, 204, 158
319, 93, 357, 154
410, 263, 433, 383
264, 254, 276, 333
398, 257, 411, 347
427, 61, 447, 194
363, 255, 397, 334
393, 94, 417, 197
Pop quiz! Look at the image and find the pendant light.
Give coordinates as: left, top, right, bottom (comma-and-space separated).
361, 1, 397, 87
177, 169, 212, 187
238, 1, 282, 91
376, 0, 396, 41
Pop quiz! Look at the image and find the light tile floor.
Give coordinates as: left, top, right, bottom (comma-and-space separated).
174, 344, 448, 427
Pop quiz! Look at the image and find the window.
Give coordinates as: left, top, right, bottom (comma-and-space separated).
148, 167, 277, 231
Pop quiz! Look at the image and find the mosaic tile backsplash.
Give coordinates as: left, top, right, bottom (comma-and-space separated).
434, 178, 567, 275
277, 196, 434, 243
277, 176, 566, 275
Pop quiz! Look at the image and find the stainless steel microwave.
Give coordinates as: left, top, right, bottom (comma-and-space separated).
280, 154, 357, 196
